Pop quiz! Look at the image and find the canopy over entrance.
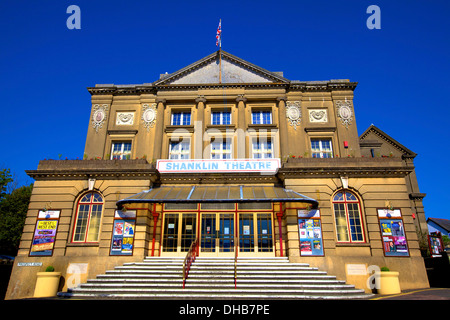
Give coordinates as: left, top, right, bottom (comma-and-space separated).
117, 185, 318, 208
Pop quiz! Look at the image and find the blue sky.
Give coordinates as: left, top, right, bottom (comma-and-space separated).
0, 1, 449, 220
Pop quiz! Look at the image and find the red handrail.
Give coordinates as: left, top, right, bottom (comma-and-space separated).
182, 238, 198, 289
234, 234, 238, 289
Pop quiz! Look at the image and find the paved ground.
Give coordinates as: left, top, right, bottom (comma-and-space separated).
370, 287, 450, 300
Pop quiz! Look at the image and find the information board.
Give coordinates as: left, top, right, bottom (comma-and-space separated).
298, 209, 324, 256
110, 210, 136, 256
377, 209, 409, 257
29, 210, 60, 256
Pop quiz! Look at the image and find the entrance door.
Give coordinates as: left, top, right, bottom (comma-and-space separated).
200, 213, 234, 256
161, 213, 196, 256
239, 213, 273, 256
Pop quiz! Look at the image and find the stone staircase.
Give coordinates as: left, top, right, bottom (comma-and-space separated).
58, 256, 373, 299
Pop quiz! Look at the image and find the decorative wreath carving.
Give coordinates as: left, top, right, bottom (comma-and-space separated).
309, 109, 327, 123
92, 104, 108, 132
336, 100, 353, 129
142, 103, 157, 131
116, 112, 134, 125
286, 101, 301, 130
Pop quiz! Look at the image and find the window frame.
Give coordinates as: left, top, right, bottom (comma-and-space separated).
251, 110, 272, 125
169, 139, 191, 160
171, 111, 191, 126
71, 192, 104, 244
111, 141, 132, 160
211, 111, 231, 125
311, 138, 333, 158
251, 137, 274, 159
210, 138, 232, 159
332, 190, 366, 243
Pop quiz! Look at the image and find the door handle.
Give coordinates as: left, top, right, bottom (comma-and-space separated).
215, 230, 220, 239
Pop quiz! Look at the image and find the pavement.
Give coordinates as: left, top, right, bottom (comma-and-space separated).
370, 287, 450, 300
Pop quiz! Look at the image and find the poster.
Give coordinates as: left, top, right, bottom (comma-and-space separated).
30, 219, 59, 256
110, 219, 135, 255
298, 217, 323, 256
379, 219, 409, 256
428, 235, 443, 257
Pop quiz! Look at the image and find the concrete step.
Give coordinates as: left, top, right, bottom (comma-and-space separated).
58, 256, 374, 300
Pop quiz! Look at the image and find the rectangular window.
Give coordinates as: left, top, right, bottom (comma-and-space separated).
311, 139, 333, 158
252, 138, 273, 159
211, 139, 232, 159
169, 140, 190, 159
171, 112, 191, 125
252, 110, 272, 124
211, 111, 231, 125
111, 142, 132, 160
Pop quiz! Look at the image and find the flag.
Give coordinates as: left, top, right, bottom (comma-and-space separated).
216, 19, 222, 47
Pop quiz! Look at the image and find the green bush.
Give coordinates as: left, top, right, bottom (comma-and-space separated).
380, 267, 390, 272
45, 266, 55, 272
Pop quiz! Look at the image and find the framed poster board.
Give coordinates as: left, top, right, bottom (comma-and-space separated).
377, 209, 409, 257
110, 210, 136, 256
298, 209, 324, 256
428, 234, 444, 257
29, 210, 61, 256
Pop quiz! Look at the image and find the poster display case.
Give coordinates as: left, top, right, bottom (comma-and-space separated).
29, 210, 60, 256
298, 209, 324, 256
428, 233, 444, 257
110, 210, 136, 256
377, 209, 409, 257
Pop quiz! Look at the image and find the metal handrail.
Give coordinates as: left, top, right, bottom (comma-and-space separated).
182, 238, 198, 289
234, 234, 238, 289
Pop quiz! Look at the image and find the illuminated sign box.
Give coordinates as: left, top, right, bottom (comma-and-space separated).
156, 158, 281, 173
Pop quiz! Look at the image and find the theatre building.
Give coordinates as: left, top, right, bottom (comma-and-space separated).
6, 51, 429, 299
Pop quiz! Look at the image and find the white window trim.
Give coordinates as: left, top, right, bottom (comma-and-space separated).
251, 110, 272, 125
251, 138, 273, 159
169, 139, 191, 159
211, 111, 231, 125
210, 139, 232, 159
171, 112, 191, 126
311, 139, 333, 158
111, 142, 132, 160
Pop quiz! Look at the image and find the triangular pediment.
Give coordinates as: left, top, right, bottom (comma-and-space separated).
154, 50, 289, 85
360, 125, 417, 158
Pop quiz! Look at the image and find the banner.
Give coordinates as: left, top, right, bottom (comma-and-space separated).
30, 212, 60, 256
156, 158, 280, 174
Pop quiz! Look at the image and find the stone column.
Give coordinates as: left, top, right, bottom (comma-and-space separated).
194, 96, 206, 159
277, 96, 288, 161
153, 98, 166, 160
236, 95, 247, 158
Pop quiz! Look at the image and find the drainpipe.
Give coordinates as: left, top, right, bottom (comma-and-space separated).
151, 203, 158, 257
277, 202, 284, 257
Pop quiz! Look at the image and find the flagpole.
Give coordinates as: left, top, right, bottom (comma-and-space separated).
219, 49, 222, 84
219, 19, 222, 84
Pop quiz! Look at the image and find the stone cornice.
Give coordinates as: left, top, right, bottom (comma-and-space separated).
26, 159, 158, 181
279, 157, 415, 178
87, 81, 357, 96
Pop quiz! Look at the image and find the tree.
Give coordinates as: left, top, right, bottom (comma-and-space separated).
0, 168, 13, 201
0, 178, 33, 255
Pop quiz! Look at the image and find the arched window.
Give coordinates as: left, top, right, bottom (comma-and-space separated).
332, 190, 365, 243
72, 192, 104, 243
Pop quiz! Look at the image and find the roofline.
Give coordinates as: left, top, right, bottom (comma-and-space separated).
360, 124, 417, 158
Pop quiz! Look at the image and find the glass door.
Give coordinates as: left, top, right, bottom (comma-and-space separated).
238, 213, 274, 256
201, 214, 216, 253
162, 213, 196, 256
200, 213, 235, 256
